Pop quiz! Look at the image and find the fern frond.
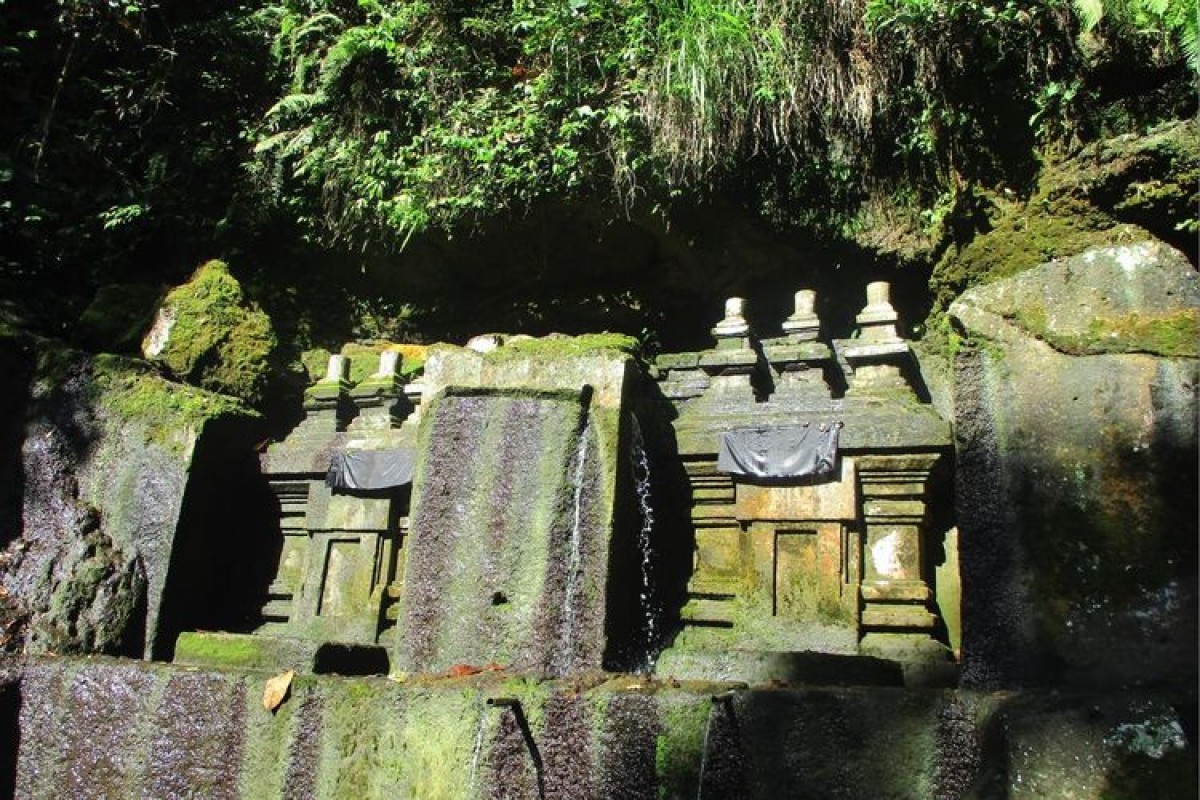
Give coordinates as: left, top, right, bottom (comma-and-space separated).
252, 129, 294, 154
264, 93, 323, 119
291, 12, 345, 46
1179, 0, 1200, 71
1073, 0, 1106, 32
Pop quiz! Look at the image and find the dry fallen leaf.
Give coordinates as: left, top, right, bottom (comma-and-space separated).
262, 670, 295, 712
447, 664, 482, 678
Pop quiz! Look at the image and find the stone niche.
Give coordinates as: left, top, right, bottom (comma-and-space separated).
655, 284, 957, 684
175, 348, 421, 673
173, 337, 639, 677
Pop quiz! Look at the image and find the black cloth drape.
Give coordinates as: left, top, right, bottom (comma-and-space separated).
326, 448, 415, 490
717, 423, 842, 479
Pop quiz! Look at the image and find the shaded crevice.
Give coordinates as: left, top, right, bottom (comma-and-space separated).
0, 336, 35, 552
698, 694, 747, 800
153, 415, 273, 660
0, 680, 19, 800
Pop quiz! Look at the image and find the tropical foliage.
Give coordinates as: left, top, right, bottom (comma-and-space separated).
1, 0, 1194, 315
248, 0, 1196, 250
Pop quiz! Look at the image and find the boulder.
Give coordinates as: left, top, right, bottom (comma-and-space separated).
949, 241, 1198, 688
0, 331, 258, 659
930, 119, 1198, 311
142, 260, 277, 404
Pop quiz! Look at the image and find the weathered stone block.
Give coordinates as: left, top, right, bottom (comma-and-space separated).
734, 458, 857, 521
950, 240, 1198, 687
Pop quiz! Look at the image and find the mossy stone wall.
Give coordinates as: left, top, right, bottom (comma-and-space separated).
11, 658, 1196, 799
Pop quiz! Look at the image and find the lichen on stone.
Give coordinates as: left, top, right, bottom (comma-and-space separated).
929, 120, 1199, 320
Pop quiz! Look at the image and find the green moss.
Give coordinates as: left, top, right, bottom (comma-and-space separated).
92, 353, 253, 451
1055, 118, 1200, 236
174, 632, 279, 670
334, 342, 428, 385
998, 301, 1200, 358
927, 122, 1199, 317
1045, 310, 1199, 357
395, 689, 484, 800
152, 260, 278, 404
299, 347, 332, 382
318, 678, 397, 798
931, 198, 1148, 311
654, 696, 709, 799
339, 342, 390, 385
489, 333, 640, 361
239, 673, 298, 798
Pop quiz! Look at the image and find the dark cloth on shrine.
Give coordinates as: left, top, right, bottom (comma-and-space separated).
717, 423, 842, 479
326, 448, 415, 490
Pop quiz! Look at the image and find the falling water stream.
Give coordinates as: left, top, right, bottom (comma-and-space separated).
468, 709, 488, 793
558, 424, 591, 674
631, 416, 659, 672
696, 704, 716, 800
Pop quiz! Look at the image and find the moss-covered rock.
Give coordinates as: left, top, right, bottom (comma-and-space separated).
952, 240, 1200, 358
490, 332, 641, 360
1043, 118, 1199, 239
141, 260, 278, 404
30, 523, 146, 656
930, 119, 1198, 316
92, 353, 250, 451
0, 331, 259, 660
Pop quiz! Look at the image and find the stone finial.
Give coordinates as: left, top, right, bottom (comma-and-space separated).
855, 281, 901, 343
324, 354, 349, 383
865, 281, 891, 311
794, 289, 816, 316
375, 350, 400, 378
305, 352, 351, 412
712, 297, 750, 338
781, 289, 821, 341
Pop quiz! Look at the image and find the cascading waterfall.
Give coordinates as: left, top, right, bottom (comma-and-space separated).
631, 415, 660, 672
557, 423, 591, 675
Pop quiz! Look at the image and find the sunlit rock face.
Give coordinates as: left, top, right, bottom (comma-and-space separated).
950, 241, 1199, 688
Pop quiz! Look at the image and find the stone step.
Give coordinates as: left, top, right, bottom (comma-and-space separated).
860, 581, 930, 602
861, 603, 937, 629
261, 599, 293, 621
688, 579, 736, 598
681, 597, 735, 626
